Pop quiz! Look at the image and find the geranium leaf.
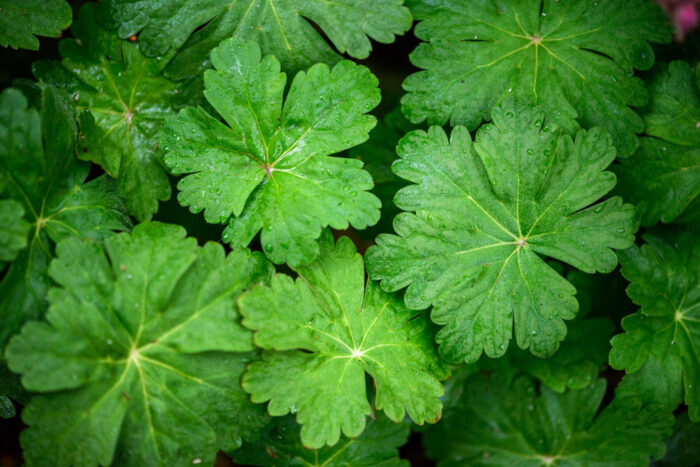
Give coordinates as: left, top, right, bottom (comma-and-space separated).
239, 230, 447, 448
424, 372, 674, 465
614, 61, 700, 225
6, 222, 273, 466
610, 226, 700, 421
0, 85, 131, 351
161, 38, 381, 267
33, 3, 197, 221
366, 100, 637, 363
98, 0, 412, 79
403, 0, 671, 156
0, 0, 71, 51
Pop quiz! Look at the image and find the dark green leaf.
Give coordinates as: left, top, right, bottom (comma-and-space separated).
659, 413, 700, 467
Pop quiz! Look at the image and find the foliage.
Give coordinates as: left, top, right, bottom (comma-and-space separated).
0, 1, 697, 465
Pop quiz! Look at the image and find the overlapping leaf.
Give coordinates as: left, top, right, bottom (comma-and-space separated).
6, 222, 272, 467
424, 372, 674, 466
34, 3, 195, 221
610, 227, 700, 421
366, 101, 636, 363
0, 86, 130, 351
232, 414, 409, 466
161, 39, 381, 267
239, 231, 447, 448
614, 61, 700, 225
403, 0, 671, 156
659, 413, 700, 467
98, 0, 412, 79
0, 0, 71, 50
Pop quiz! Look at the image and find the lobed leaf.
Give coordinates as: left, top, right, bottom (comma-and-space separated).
161, 38, 381, 266
6, 222, 273, 467
403, 0, 671, 156
0, 0, 71, 50
366, 100, 637, 363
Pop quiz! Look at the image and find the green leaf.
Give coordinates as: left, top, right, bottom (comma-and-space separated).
366, 101, 637, 363
0, 198, 30, 267
610, 226, 700, 421
239, 230, 447, 448
403, 0, 671, 156
659, 413, 700, 467
6, 221, 273, 467
232, 414, 409, 466
0, 85, 131, 351
614, 61, 700, 225
349, 108, 416, 238
0, 363, 28, 419
98, 0, 412, 79
424, 373, 674, 466
161, 39, 381, 267
33, 3, 194, 221
0, 0, 71, 50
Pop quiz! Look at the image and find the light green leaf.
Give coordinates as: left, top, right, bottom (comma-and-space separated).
403, 0, 671, 156
614, 61, 700, 225
6, 221, 273, 467
98, 0, 412, 79
232, 414, 409, 466
366, 101, 637, 363
0, 85, 131, 351
161, 38, 381, 267
610, 226, 700, 421
33, 3, 196, 221
0, 0, 71, 50
239, 230, 447, 448
0, 198, 30, 267
424, 372, 674, 466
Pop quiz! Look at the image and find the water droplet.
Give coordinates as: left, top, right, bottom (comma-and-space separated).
526, 149, 534, 155
506, 112, 514, 118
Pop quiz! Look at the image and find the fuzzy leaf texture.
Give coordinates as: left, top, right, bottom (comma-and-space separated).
366, 101, 637, 363
98, 0, 412, 79
161, 38, 381, 267
0, 0, 71, 50
33, 3, 194, 221
5, 222, 273, 467
403, 0, 671, 156
424, 372, 674, 466
614, 61, 700, 225
610, 226, 700, 421
0, 85, 130, 351
239, 230, 447, 449
232, 414, 409, 466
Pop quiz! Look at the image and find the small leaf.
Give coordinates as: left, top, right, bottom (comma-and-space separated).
366, 100, 637, 363
610, 226, 700, 421
424, 372, 674, 466
0, 0, 71, 51
6, 221, 273, 466
403, 0, 671, 156
161, 38, 381, 267
239, 230, 447, 448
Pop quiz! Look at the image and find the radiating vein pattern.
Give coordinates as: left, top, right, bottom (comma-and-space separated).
239, 231, 446, 448
366, 101, 637, 363
6, 222, 272, 467
403, 0, 670, 156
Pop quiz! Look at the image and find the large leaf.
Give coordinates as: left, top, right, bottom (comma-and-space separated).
0, 0, 71, 50
161, 39, 381, 267
614, 61, 700, 225
0, 86, 131, 352
610, 226, 700, 421
231, 414, 409, 466
33, 3, 194, 221
239, 231, 447, 448
6, 222, 272, 467
366, 101, 637, 363
98, 0, 412, 79
424, 372, 674, 466
403, 0, 671, 156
